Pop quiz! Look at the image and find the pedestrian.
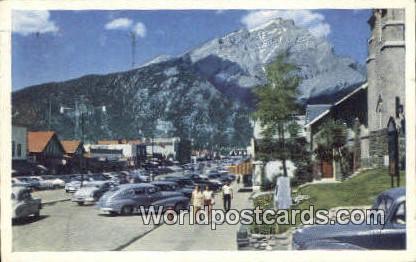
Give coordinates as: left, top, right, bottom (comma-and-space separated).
203, 185, 214, 218
222, 182, 233, 211
237, 175, 241, 186
191, 185, 204, 218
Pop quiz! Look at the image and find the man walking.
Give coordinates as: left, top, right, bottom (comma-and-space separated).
222, 182, 233, 211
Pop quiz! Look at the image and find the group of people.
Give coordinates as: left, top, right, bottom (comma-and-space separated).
191, 182, 234, 216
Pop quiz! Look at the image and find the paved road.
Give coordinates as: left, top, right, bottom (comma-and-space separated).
13, 200, 154, 251
123, 183, 252, 251
32, 189, 69, 204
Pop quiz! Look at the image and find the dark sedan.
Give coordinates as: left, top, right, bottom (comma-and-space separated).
292, 187, 406, 250
151, 181, 193, 198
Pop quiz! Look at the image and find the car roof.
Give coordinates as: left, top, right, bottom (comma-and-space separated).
151, 181, 177, 186
379, 187, 405, 199
117, 183, 154, 190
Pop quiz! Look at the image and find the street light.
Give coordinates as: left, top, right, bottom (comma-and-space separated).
60, 99, 106, 187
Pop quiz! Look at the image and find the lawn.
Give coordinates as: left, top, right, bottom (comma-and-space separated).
297, 168, 406, 210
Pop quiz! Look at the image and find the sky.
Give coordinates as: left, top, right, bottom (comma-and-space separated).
12, 9, 372, 90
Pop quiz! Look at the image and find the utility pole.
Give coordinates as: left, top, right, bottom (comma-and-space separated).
130, 31, 136, 68
48, 98, 52, 130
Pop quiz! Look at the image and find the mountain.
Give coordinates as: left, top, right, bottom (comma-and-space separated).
12, 18, 366, 148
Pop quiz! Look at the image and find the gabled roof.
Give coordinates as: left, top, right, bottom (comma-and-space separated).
27, 131, 56, 153
305, 104, 331, 126
61, 140, 82, 154
305, 83, 368, 127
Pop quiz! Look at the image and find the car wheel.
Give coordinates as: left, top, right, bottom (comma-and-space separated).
121, 206, 134, 216
77, 202, 84, 206
108, 211, 118, 216
34, 210, 40, 218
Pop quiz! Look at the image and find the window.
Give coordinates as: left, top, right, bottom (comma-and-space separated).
134, 188, 145, 195
12, 141, 15, 157
17, 144, 22, 157
392, 202, 406, 225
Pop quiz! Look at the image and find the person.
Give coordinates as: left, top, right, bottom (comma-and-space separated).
203, 185, 214, 218
222, 182, 233, 211
236, 175, 241, 187
191, 185, 204, 217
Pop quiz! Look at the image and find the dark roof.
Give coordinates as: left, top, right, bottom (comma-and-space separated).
151, 180, 177, 186
305, 104, 331, 125
379, 187, 405, 199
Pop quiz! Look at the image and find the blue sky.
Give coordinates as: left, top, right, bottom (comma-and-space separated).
12, 9, 371, 90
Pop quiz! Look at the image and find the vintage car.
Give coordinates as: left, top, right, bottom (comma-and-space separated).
150, 180, 193, 198
71, 181, 113, 205
12, 178, 32, 189
12, 186, 42, 220
292, 187, 406, 250
97, 183, 189, 216
65, 174, 109, 193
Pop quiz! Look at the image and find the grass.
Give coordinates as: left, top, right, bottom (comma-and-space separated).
250, 168, 406, 235
297, 168, 406, 210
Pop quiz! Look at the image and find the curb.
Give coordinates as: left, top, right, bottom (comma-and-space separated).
42, 198, 71, 205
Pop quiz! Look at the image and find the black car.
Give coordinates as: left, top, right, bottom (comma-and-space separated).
162, 176, 195, 188
185, 174, 222, 191
150, 180, 193, 198
292, 187, 406, 250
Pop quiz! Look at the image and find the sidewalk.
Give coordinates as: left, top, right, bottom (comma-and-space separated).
123, 182, 252, 251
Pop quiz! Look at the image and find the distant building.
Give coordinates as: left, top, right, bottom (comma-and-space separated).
86, 140, 147, 167
367, 9, 405, 167
61, 140, 85, 172
27, 131, 65, 174
12, 125, 27, 161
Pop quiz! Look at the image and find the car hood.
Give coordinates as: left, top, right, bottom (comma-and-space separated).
293, 223, 377, 246
73, 187, 99, 197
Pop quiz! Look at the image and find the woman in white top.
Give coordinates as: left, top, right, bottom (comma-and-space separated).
203, 185, 214, 217
191, 185, 204, 216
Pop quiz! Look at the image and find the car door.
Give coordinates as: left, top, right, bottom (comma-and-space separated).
146, 186, 163, 204
131, 187, 148, 209
378, 201, 406, 250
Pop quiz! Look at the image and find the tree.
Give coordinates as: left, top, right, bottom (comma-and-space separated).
253, 55, 300, 177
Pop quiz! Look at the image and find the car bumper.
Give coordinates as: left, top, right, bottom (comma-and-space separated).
72, 197, 95, 202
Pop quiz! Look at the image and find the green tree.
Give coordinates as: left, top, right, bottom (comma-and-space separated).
253, 55, 300, 177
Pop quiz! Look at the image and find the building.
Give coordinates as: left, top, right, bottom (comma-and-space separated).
12, 125, 27, 161
87, 140, 147, 167
305, 83, 368, 180
61, 140, 85, 172
367, 9, 405, 167
27, 131, 66, 174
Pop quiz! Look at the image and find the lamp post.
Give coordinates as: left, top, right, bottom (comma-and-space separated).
60, 98, 106, 187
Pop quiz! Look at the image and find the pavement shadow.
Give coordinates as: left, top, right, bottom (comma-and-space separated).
12, 215, 49, 226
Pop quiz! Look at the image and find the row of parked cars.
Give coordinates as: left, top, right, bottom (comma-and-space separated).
66, 166, 237, 216
12, 176, 66, 190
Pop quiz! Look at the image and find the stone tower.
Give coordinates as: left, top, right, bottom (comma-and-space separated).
367, 9, 405, 167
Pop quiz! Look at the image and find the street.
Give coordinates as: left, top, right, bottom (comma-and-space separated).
13, 183, 252, 251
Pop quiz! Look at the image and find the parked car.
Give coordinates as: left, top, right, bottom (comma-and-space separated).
65, 173, 110, 193
161, 176, 195, 188
12, 178, 32, 189
29, 176, 55, 190
292, 187, 406, 250
17, 177, 41, 190
12, 186, 42, 220
151, 180, 193, 198
97, 183, 189, 216
184, 174, 222, 191
72, 181, 113, 205
42, 176, 66, 188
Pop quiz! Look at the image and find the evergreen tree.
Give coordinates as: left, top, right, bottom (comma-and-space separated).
253, 55, 300, 177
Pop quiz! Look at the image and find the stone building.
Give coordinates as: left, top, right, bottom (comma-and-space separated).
367, 9, 405, 167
